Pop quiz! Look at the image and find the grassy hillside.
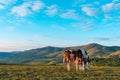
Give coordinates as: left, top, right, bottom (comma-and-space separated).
109, 50, 120, 58
91, 57, 120, 66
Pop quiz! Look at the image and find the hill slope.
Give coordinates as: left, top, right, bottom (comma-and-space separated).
0, 43, 120, 65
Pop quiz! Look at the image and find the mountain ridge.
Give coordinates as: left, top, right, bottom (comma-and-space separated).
0, 43, 120, 65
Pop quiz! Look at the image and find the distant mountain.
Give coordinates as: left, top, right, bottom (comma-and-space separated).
78, 43, 120, 58
4, 46, 68, 64
0, 43, 120, 65
67, 43, 120, 58
0, 52, 16, 64
0, 52, 15, 58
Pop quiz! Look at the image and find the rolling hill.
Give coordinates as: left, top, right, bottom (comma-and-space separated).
0, 43, 120, 65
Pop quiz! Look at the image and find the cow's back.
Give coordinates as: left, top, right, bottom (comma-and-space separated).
77, 49, 83, 58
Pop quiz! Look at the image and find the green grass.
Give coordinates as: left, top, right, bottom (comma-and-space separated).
0, 65, 120, 80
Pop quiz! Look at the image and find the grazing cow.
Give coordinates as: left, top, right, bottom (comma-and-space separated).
63, 49, 90, 71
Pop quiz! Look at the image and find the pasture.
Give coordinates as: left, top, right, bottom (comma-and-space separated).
0, 65, 120, 80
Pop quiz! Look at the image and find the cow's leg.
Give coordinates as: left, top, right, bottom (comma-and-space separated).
63, 55, 65, 64
81, 61, 85, 71
87, 62, 90, 71
75, 60, 78, 71
79, 61, 82, 71
84, 62, 86, 70
67, 62, 70, 71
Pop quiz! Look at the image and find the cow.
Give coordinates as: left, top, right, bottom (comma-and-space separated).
63, 49, 90, 71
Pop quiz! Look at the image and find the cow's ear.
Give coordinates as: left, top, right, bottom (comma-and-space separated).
64, 51, 66, 54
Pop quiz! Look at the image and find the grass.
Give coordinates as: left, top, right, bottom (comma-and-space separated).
0, 65, 120, 80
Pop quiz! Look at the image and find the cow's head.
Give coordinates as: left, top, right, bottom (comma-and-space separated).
64, 50, 71, 63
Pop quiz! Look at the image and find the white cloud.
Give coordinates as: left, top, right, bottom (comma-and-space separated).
31, 1, 45, 11
102, 2, 120, 12
11, 2, 32, 16
11, 0, 45, 16
0, 4, 4, 9
72, 21, 94, 31
102, 3, 114, 12
45, 5, 58, 16
82, 7, 99, 16
0, 0, 17, 9
0, 0, 17, 4
0, 0, 7, 4
101, 2, 120, 21
60, 10, 80, 20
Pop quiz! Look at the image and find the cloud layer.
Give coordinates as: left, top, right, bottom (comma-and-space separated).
82, 7, 99, 16
60, 10, 80, 19
11, 1, 45, 16
45, 5, 58, 16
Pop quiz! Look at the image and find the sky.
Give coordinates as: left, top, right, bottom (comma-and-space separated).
0, 0, 120, 52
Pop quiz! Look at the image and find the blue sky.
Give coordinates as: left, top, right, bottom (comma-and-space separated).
0, 0, 120, 51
